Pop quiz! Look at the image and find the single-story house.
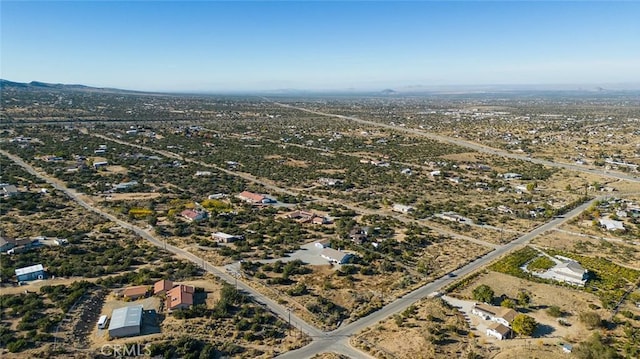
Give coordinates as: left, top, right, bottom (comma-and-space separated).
286, 210, 328, 224
312, 216, 329, 225
54, 238, 68, 246
15, 264, 45, 282
349, 231, 367, 244
108, 305, 143, 338
320, 248, 353, 264
562, 343, 573, 353
0, 237, 15, 252
166, 285, 195, 311
5, 237, 42, 254
208, 193, 227, 200
237, 191, 274, 204
370, 160, 389, 167
502, 172, 522, 180
392, 204, 415, 213
286, 210, 315, 222
486, 322, 511, 340
599, 218, 625, 231
154, 279, 174, 295
212, 232, 244, 243
441, 212, 466, 222
122, 285, 149, 300
1, 184, 19, 197
113, 181, 139, 191
497, 205, 513, 214
471, 303, 517, 327
317, 177, 342, 186
181, 209, 207, 222
42, 155, 64, 162
548, 260, 588, 286
314, 239, 331, 249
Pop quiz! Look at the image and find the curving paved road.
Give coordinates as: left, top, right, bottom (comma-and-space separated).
277, 194, 603, 358
0, 149, 321, 339
78, 128, 622, 357
3, 122, 632, 358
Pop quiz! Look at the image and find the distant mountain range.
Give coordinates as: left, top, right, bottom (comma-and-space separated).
2, 79, 639, 96
0, 79, 151, 95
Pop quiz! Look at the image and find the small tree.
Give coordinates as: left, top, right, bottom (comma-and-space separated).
512, 314, 537, 336
573, 332, 619, 359
579, 311, 603, 329
546, 306, 562, 318
501, 298, 516, 309
472, 284, 494, 304
517, 291, 531, 307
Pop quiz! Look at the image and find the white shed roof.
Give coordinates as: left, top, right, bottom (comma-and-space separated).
15, 264, 44, 276
108, 305, 143, 330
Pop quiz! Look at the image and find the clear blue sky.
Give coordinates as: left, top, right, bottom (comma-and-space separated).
2, 1, 639, 92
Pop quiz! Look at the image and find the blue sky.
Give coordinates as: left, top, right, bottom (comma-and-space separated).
2, 1, 639, 92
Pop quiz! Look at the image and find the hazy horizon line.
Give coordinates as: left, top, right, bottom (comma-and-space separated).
3, 78, 640, 95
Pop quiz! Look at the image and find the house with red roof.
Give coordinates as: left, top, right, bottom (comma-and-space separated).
166, 285, 195, 311
122, 285, 150, 300
180, 209, 207, 222
153, 279, 174, 295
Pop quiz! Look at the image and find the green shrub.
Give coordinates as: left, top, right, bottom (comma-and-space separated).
547, 306, 563, 317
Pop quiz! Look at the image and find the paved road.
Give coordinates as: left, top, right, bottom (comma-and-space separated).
3, 126, 630, 358
277, 195, 602, 358
0, 149, 321, 339
85, 128, 613, 357
267, 100, 640, 184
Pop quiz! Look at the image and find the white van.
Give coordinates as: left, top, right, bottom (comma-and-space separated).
97, 315, 108, 329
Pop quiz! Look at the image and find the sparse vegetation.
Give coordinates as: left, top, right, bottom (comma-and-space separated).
2, 85, 639, 358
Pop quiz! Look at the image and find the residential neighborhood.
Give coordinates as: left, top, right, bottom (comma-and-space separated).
1, 76, 639, 359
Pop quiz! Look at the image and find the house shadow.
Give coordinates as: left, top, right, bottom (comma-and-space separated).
194, 291, 207, 305
141, 309, 162, 335
532, 324, 555, 338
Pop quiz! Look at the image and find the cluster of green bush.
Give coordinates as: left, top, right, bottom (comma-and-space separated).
488, 246, 539, 278
306, 296, 346, 328
0, 281, 94, 353
146, 337, 225, 359
1, 236, 160, 281
95, 260, 202, 288
40, 280, 94, 311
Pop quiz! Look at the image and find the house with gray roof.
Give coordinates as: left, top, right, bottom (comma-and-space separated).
320, 248, 353, 264
548, 260, 588, 286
